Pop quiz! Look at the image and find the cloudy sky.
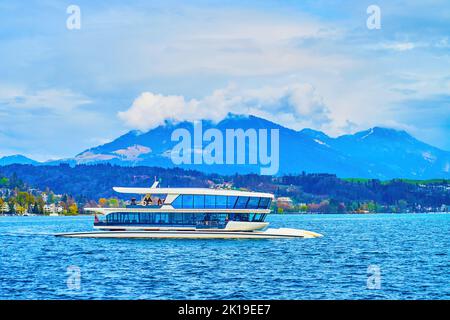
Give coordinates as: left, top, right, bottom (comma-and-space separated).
0, 0, 449, 160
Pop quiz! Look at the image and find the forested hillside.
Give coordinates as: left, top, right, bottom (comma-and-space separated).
0, 164, 449, 214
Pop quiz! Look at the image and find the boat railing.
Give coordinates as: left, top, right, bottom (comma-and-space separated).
195, 220, 226, 229
126, 204, 162, 209
95, 219, 227, 229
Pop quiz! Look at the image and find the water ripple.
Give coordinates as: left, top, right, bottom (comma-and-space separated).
0, 214, 449, 299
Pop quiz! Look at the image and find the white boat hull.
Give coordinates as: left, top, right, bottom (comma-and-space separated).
55, 228, 322, 239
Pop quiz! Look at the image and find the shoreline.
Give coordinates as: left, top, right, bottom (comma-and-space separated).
1, 211, 448, 217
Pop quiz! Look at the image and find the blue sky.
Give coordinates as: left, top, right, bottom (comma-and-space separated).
0, 0, 449, 160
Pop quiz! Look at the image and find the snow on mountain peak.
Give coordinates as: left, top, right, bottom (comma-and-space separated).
113, 145, 152, 161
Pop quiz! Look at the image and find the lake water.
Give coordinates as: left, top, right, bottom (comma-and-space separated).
0, 213, 449, 300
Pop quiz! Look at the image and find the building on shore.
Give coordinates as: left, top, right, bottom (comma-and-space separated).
43, 203, 64, 215
276, 197, 294, 210
1, 202, 9, 214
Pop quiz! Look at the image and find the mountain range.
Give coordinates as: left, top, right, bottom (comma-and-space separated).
1, 114, 449, 179
0, 155, 39, 166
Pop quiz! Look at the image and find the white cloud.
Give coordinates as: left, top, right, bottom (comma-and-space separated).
117, 92, 199, 130
436, 37, 450, 48
44, 5, 351, 86
0, 86, 91, 112
118, 83, 331, 131
0, 84, 117, 161
380, 42, 417, 51
1, 1, 450, 156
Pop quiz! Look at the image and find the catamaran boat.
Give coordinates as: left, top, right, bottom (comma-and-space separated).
56, 182, 322, 239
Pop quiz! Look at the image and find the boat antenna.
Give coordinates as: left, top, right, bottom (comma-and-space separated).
151, 177, 159, 189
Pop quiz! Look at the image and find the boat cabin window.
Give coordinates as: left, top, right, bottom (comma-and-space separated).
171, 195, 271, 209
104, 212, 267, 226
258, 197, 271, 209
215, 196, 227, 209
193, 195, 204, 208
247, 197, 260, 209
205, 195, 215, 208
235, 196, 249, 209
226, 196, 238, 208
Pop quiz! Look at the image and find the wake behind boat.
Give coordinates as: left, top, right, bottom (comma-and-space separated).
55, 182, 322, 239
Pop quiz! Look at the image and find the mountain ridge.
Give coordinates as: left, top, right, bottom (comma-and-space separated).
1, 115, 449, 179
0, 155, 39, 166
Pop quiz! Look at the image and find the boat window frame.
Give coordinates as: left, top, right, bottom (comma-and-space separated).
205, 195, 216, 209
258, 197, 271, 209
193, 195, 205, 209
247, 197, 260, 209
182, 194, 194, 209
235, 196, 250, 209
215, 195, 227, 209
227, 196, 238, 209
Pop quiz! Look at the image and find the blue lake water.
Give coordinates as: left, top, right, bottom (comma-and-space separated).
0, 213, 449, 300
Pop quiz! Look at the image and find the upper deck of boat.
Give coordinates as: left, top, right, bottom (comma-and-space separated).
84, 186, 274, 215
113, 187, 274, 199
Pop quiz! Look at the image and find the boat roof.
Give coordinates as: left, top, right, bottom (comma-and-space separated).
113, 187, 274, 198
